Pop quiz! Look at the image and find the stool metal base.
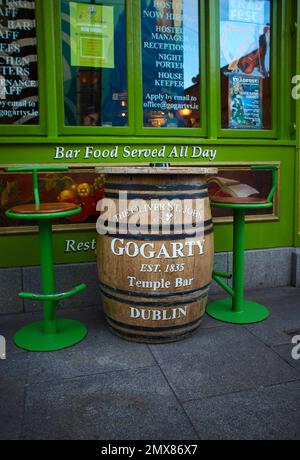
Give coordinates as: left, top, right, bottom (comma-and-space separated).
206, 298, 269, 324
14, 319, 87, 351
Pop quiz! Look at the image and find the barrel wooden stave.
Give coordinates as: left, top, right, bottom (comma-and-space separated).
97, 172, 214, 343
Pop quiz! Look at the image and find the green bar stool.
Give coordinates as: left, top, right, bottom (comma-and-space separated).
5, 166, 88, 351
206, 165, 278, 324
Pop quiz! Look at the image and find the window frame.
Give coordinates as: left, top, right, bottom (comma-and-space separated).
0, 0, 290, 142
211, 0, 278, 139
0, 0, 47, 136
54, 0, 135, 136
133, 0, 207, 138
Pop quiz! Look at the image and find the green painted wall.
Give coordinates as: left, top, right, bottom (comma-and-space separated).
294, 0, 300, 247
0, 0, 298, 267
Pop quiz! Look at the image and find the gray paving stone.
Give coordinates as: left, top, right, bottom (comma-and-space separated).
183, 380, 300, 440
22, 262, 101, 312
0, 316, 25, 355
272, 343, 300, 373
0, 354, 28, 440
57, 262, 100, 309
0, 268, 23, 315
23, 367, 199, 440
210, 252, 228, 295
292, 249, 300, 287
200, 312, 231, 329
0, 383, 25, 440
228, 248, 293, 290
150, 326, 299, 402
245, 289, 300, 346
0, 311, 47, 355
246, 286, 300, 301
59, 305, 101, 324
22, 266, 41, 312
1, 286, 299, 440
61, 306, 121, 348
27, 310, 156, 384
0, 352, 29, 385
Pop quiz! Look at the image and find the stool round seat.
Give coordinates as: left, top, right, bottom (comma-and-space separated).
6, 201, 82, 221
11, 202, 79, 215
210, 196, 269, 205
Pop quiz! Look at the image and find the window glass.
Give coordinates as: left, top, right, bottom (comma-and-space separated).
0, 0, 39, 125
61, 0, 127, 127
141, 0, 200, 128
220, 0, 271, 130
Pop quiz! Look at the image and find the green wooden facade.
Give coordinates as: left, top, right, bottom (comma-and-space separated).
0, 0, 299, 268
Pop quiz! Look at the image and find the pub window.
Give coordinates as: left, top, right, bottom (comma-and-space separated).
141, 0, 201, 129
61, 0, 127, 127
0, 0, 39, 126
219, 0, 272, 130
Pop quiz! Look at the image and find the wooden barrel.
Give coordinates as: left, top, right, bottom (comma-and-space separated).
96, 166, 217, 343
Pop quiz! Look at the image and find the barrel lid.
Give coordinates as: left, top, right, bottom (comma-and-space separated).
95, 166, 218, 175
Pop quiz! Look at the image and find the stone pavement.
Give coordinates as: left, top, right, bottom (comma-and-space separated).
1, 286, 300, 440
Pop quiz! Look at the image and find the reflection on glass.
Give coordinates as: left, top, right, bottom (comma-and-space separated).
220, 0, 271, 130
0, 0, 39, 125
141, 0, 200, 128
61, 0, 127, 127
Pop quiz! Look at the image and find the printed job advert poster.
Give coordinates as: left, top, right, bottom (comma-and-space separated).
229, 75, 262, 129
70, 2, 114, 68
0, 0, 39, 125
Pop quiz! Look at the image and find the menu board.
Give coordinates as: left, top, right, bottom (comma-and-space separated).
229, 75, 262, 129
62, 0, 127, 127
141, 0, 200, 128
0, 0, 39, 125
70, 2, 115, 68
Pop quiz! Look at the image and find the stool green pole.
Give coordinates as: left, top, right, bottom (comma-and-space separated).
206, 165, 278, 324
232, 208, 245, 313
39, 219, 58, 335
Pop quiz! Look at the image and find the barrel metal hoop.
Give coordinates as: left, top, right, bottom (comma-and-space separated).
104, 191, 209, 200
106, 315, 203, 333
100, 288, 208, 308
99, 219, 213, 233
100, 226, 213, 240
105, 317, 202, 343
99, 281, 211, 299
104, 183, 208, 192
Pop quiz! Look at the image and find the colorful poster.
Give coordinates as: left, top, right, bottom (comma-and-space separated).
0, 170, 105, 232
229, 75, 262, 129
0, 0, 39, 125
220, 0, 271, 77
228, 0, 266, 25
70, 2, 114, 68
